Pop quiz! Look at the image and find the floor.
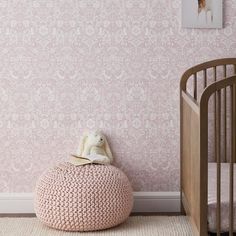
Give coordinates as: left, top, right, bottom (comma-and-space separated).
0, 216, 193, 236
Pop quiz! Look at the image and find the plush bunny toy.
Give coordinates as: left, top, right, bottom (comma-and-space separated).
76, 131, 113, 164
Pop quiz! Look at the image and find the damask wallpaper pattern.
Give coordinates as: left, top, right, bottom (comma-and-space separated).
0, 0, 236, 192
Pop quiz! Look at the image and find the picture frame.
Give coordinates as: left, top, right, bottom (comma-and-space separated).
182, 0, 223, 28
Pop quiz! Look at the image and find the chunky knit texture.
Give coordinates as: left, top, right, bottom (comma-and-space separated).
34, 162, 133, 232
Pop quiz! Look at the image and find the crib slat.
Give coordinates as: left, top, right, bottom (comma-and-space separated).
203, 69, 207, 88
229, 85, 235, 236
214, 67, 217, 162
234, 84, 236, 159
234, 65, 236, 163
216, 90, 221, 236
214, 66, 217, 81
194, 73, 197, 100
223, 65, 226, 78
224, 66, 227, 162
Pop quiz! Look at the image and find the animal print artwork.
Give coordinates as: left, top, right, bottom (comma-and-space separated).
198, 0, 206, 13
198, 0, 213, 22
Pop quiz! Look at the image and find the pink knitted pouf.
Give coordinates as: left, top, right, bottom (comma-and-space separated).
34, 162, 133, 232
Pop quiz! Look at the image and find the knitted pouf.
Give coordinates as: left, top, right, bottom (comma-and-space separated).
34, 162, 133, 232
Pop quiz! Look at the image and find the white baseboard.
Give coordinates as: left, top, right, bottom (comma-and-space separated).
133, 192, 180, 213
0, 193, 34, 214
0, 192, 180, 214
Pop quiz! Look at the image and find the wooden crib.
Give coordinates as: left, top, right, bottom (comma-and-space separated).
180, 58, 236, 236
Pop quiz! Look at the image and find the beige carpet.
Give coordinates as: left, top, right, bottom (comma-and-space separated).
0, 216, 193, 236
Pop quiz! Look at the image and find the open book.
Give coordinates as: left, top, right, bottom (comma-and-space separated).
70, 154, 93, 166
69, 154, 110, 166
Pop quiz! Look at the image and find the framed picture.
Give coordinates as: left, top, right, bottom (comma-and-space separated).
182, 0, 223, 28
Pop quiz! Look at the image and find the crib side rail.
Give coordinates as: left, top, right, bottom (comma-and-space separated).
180, 58, 236, 97
180, 86, 207, 236
181, 75, 236, 236
200, 75, 236, 236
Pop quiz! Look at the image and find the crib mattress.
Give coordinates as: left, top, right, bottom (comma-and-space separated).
208, 163, 236, 232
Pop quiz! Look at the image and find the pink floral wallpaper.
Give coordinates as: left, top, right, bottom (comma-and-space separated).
0, 0, 236, 192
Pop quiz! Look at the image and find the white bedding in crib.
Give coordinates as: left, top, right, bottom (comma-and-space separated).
208, 163, 236, 232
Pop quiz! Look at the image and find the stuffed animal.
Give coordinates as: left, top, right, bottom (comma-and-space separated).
76, 131, 113, 164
